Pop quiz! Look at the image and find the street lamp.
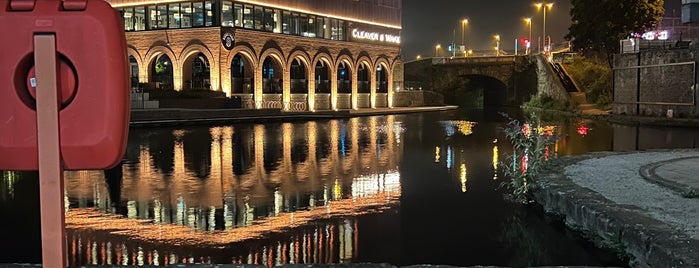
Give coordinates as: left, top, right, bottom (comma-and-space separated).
535, 2, 554, 53
416, 55, 421, 60
494, 34, 500, 56
524, 18, 532, 54
435, 44, 441, 57
461, 18, 469, 53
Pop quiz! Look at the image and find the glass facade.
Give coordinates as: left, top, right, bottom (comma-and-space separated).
117, 0, 349, 41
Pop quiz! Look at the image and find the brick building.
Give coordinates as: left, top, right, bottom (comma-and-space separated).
107, 0, 403, 110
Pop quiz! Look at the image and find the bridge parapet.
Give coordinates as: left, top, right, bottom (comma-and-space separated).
432, 55, 517, 65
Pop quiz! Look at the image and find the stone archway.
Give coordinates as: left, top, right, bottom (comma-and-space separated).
149, 54, 174, 90
230, 53, 255, 94
357, 61, 371, 94
182, 53, 211, 90
144, 46, 178, 90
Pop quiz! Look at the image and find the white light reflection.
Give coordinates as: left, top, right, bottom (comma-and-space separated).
350, 171, 401, 198
446, 146, 453, 170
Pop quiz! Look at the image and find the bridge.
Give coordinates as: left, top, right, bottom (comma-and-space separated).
405, 55, 542, 106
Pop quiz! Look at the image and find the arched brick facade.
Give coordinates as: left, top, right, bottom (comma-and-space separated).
125, 28, 401, 110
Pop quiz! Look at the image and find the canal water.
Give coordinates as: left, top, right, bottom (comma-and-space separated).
2, 109, 699, 267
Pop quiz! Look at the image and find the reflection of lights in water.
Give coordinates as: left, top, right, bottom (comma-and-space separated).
351, 171, 401, 198
492, 145, 499, 180
65, 185, 397, 249
333, 178, 342, 200
274, 189, 282, 215
460, 163, 467, 192
445, 124, 455, 137
537, 125, 556, 136
442, 121, 477, 136
446, 146, 453, 169
455, 121, 476, 136
435, 147, 441, 163
127, 200, 137, 219
577, 124, 589, 136
1, 171, 18, 199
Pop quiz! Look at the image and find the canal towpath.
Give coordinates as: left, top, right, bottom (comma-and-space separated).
534, 150, 699, 268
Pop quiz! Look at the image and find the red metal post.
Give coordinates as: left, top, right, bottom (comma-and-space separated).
35, 34, 67, 268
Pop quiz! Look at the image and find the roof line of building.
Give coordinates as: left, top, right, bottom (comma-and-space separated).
109, 0, 402, 30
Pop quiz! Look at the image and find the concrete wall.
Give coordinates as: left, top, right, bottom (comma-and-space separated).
535, 55, 570, 103
613, 50, 697, 117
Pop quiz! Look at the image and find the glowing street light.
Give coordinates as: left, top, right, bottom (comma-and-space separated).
416, 55, 421, 60
535, 2, 554, 53
435, 44, 441, 57
461, 18, 469, 48
524, 18, 532, 54
494, 34, 500, 56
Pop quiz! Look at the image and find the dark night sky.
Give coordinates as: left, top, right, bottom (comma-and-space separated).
401, 0, 574, 59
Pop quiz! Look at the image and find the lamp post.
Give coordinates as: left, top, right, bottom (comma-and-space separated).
461, 19, 469, 55
524, 18, 532, 54
535, 2, 553, 53
435, 44, 441, 57
494, 35, 500, 56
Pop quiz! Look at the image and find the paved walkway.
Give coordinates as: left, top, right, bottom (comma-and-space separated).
534, 150, 699, 268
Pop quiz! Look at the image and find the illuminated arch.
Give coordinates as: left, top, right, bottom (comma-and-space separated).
144, 45, 178, 90
374, 57, 392, 107
127, 46, 145, 84
179, 44, 217, 91
255, 48, 285, 108
223, 46, 257, 96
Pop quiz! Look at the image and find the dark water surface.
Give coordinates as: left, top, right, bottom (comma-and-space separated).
3, 109, 699, 267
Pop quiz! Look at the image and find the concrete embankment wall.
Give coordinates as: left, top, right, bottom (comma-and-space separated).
532, 153, 699, 268
535, 55, 570, 103
614, 49, 698, 117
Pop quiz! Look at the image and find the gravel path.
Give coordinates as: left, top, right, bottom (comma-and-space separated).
564, 151, 699, 239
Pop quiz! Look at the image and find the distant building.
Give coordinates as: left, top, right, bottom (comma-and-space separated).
107, 0, 403, 110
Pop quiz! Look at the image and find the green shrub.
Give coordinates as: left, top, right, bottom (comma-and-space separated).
562, 56, 612, 109
523, 94, 574, 111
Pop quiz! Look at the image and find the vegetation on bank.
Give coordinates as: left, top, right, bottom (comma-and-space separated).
522, 94, 574, 112
562, 56, 613, 110
499, 113, 555, 203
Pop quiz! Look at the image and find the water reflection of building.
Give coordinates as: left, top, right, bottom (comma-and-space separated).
66, 218, 359, 267
62, 116, 402, 260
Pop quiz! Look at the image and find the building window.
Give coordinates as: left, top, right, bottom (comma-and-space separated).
263, 7, 275, 32
221, 1, 234, 27
169, 3, 180, 29
181, 2, 192, 28
134, 6, 145, 30
315, 17, 324, 38
329, 19, 338, 40
147, 5, 156, 29
299, 14, 308, 36
204, 1, 214, 26
243, 5, 253, 29
121, 8, 134, 31
193, 2, 204, 27
282, 10, 291, 34
156, 5, 167, 28
233, 4, 243, 27
253, 6, 263, 30
290, 12, 300, 35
